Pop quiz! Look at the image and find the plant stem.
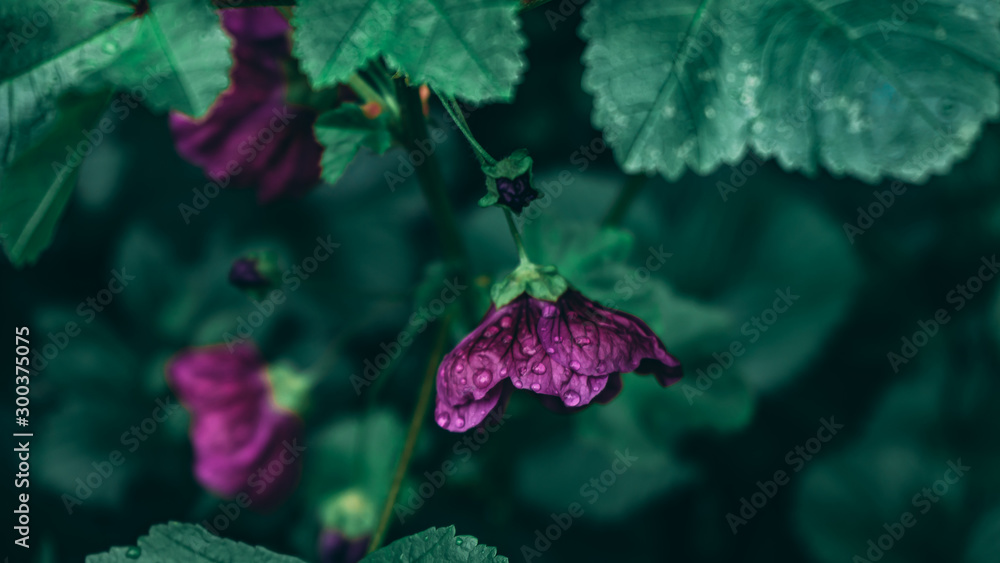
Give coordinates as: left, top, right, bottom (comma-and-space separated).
602, 174, 648, 227
435, 91, 497, 166
367, 313, 453, 554
395, 79, 470, 273
503, 207, 531, 265
347, 73, 391, 112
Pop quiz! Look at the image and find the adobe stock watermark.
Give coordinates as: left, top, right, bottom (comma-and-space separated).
29, 268, 136, 374
682, 288, 799, 404
61, 397, 181, 514
887, 255, 998, 372
520, 449, 639, 562
393, 410, 511, 523
178, 105, 301, 223
223, 236, 340, 350
384, 99, 483, 191
50, 66, 167, 177
842, 181, 909, 244
351, 277, 467, 394
726, 417, 844, 534
199, 439, 307, 535
574, 245, 674, 329
852, 459, 970, 562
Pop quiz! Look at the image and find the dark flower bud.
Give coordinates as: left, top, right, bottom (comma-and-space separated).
228, 251, 281, 296
479, 149, 538, 214
318, 489, 376, 563
319, 530, 369, 563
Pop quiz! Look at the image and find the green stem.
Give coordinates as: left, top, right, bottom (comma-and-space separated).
396, 80, 469, 270
435, 91, 497, 166
367, 314, 453, 554
347, 73, 392, 113
602, 174, 648, 227
503, 207, 531, 265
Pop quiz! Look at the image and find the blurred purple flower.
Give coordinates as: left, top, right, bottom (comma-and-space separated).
319, 530, 369, 563
166, 342, 303, 508
228, 257, 269, 289
169, 7, 322, 203
435, 290, 682, 432
495, 174, 539, 213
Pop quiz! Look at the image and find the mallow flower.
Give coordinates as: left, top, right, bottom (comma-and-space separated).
166, 342, 304, 508
169, 7, 324, 202
435, 261, 682, 432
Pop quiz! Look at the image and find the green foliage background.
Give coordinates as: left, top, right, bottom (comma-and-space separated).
2, 2, 1000, 562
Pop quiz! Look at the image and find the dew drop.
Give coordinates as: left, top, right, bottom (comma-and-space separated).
102, 41, 120, 55
523, 346, 536, 355
500, 367, 507, 375
542, 305, 557, 317
546, 347, 556, 354
437, 413, 450, 426
459, 377, 467, 385
513, 378, 523, 388
563, 391, 581, 406
474, 371, 492, 388
500, 316, 512, 328
589, 378, 603, 391
502, 335, 513, 343
126, 547, 141, 559
569, 360, 582, 370
454, 417, 465, 429
455, 364, 464, 373
456, 538, 463, 546
575, 337, 591, 346
532, 363, 546, 374
530, 383, 541, 391
484, 326, 499, 337
553, 336, 562, 342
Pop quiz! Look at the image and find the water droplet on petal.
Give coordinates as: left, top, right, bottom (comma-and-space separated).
532, 363, 546, 374
589, 378, 603, 391
500, 316, 512, 328
530, 383, 541, 391
513, 378, 523, 388
499, 367, 507, 375
437, 413, 450, 426
575, 337, 591, 346
502, 335, 513, 343
455, 364, 464, 373
569, 360, 582, 370
563, 391, 581, 406
553, 336, 562, 342
542, 305, 557, 317
459, 377, 467, 385
523, 346, 536, 355
546, 347, 555, 354
454, 417, 465, 428
484, 326, 499, 337
474, 371, 492, 388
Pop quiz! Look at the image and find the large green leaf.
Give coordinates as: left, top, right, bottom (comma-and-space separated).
0, 0, 133, 167
100, 0, 232, 117
0, 91, 109, 267
580, 0, 748, 179
737, 0, 1000, 182
580, 0, 1000, 183
292, 0, 399, 89
314, 104, 392, 185
362, 526, 508, 562
385, 0, 526, 102
86, 522, 306, 562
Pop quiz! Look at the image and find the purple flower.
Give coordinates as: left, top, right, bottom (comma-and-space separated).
495, 174, 539, 213
319, 531, 369, 563
228, 257, 269, 289
435, 289, 682, 432
169, 8, 323, 203
166, 342, 303, 508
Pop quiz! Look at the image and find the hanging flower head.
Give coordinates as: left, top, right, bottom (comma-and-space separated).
166, 342, 305, 508
435, 262, 682, 432
169, 7, 326, 202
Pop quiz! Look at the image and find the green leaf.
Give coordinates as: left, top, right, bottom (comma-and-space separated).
100, 0, 232, 117
580, 0, 748, 179
385, 0, 526, 102
0, 0, 133, 167
736, 0, 1000, 183
361, 526, 508, 562
314, 104, 392, 185
581, 0, 1000, 183
292, 0, 399, 89
86, 522, 306, 562
0, 91, 109, 267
